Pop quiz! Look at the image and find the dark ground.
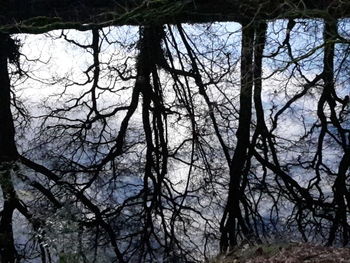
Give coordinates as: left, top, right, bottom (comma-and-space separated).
212, 243, 350, 263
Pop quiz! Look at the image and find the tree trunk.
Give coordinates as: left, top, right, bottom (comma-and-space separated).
220, 22, 255, 253
0, 33, 19, 263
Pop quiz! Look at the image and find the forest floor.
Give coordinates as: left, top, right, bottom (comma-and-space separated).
211, 242, 350, 262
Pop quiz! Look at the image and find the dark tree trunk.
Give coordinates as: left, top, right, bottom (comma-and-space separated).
0, 168, 18, 263
322, 18, 350, 246
0, 33, 19, 263
0, 34, 17, 161
220, 22, 255, 253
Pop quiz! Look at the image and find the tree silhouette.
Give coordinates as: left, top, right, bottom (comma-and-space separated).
0, 1, 350, 262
